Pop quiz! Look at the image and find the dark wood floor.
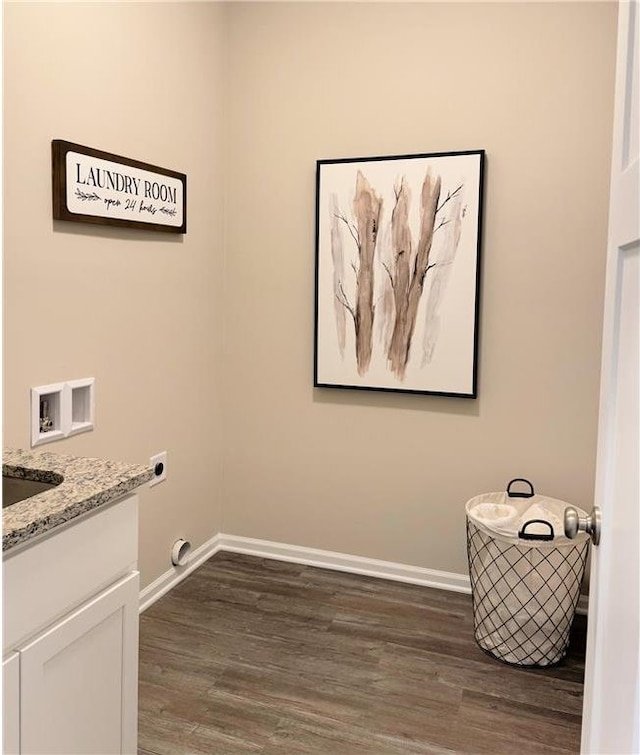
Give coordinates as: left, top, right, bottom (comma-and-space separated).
138, 552, 587, 755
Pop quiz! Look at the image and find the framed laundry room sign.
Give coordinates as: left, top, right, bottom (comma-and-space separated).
52, 140, 187, 234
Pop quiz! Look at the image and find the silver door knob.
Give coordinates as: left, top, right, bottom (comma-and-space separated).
564, 506, 601, 545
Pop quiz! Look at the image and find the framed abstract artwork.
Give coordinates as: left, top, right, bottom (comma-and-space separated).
314, 150, 485, 398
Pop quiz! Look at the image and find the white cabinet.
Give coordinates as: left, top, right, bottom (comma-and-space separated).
3, 653, 20, 755
3, 494, 139, 755
20, 573, 139, 755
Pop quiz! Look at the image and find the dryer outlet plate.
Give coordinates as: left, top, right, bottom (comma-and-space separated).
149, 451, 168, 487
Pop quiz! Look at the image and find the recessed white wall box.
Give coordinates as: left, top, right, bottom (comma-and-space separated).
68, 378, 95, 437
30, 378, 95, 447
149, 451, 167, 487
31, 383, 67, 447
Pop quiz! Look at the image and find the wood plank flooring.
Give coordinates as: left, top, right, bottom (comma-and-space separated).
138, 552, 587, 755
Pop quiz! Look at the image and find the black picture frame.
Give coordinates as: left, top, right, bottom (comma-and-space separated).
314, 149, 485, 398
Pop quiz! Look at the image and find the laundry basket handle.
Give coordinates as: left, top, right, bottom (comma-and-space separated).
518, 519, 554, 541
506, 478, 535, 498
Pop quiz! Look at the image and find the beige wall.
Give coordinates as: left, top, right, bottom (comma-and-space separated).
223, 2, 617, 575
3, 1, 226, 586
4, 2, 617, 588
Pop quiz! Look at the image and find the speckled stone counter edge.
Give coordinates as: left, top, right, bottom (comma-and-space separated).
3, 448, 153, 553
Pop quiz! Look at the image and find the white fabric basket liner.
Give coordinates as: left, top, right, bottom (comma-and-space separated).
466, 491, 589, 546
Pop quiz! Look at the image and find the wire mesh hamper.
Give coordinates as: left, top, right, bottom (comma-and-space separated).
466, 479, 589, 667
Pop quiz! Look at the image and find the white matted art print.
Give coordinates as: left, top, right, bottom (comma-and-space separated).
314, 150, 485, 397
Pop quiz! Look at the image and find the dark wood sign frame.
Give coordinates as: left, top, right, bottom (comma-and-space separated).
52, 140, 187, 234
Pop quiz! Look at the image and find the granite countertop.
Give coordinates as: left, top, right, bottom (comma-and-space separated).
3, 448, 153, 553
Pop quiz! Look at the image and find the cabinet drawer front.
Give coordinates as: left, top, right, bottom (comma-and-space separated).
3, 495, 138, 651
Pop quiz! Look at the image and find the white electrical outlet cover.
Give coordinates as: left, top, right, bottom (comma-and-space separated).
149, 451, 167, 487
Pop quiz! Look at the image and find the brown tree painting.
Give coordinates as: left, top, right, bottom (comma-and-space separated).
315, 151, 484, 397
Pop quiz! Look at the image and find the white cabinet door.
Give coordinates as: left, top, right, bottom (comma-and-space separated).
19, 571, 139, 755
3, 652, 20, 755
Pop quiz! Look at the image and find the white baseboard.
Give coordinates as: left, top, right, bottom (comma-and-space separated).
216, 534, 472, 593
139, 532, 589, 616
